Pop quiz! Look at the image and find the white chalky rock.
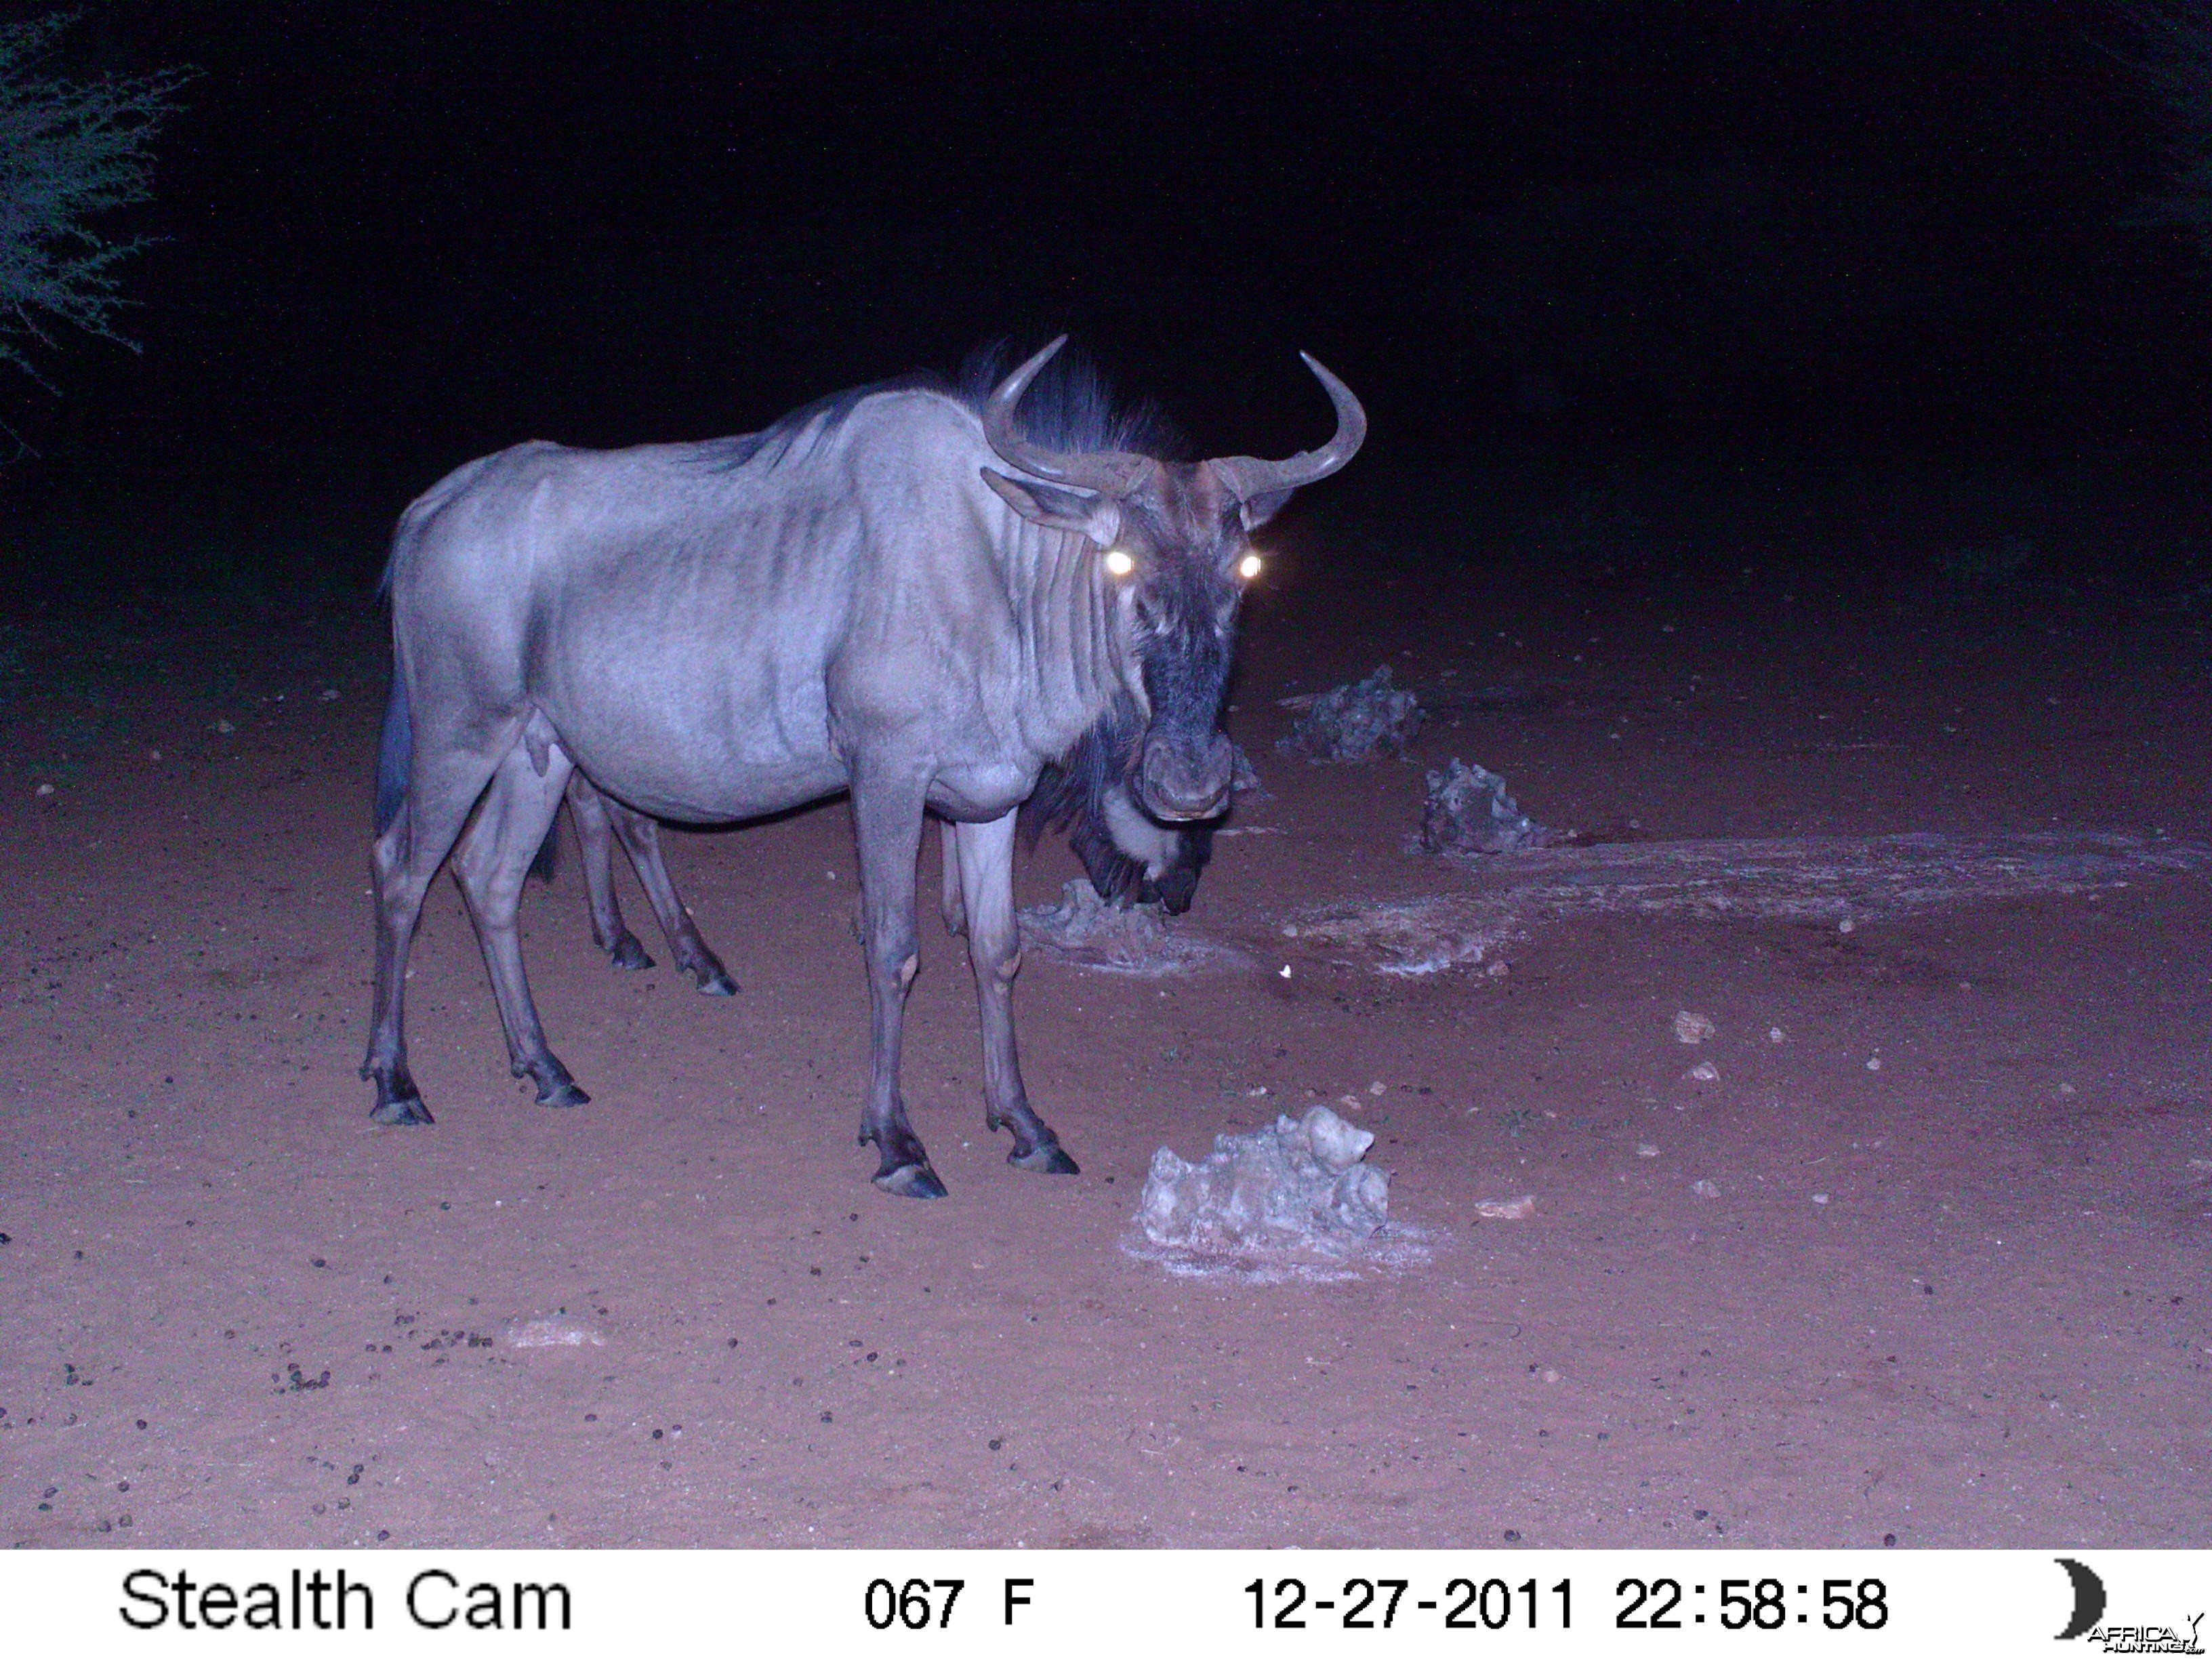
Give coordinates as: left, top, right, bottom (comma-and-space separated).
1307, 1105, 1374, 1172
1673, 1010, 1717, 1044
1139, 1104, 1390, 1250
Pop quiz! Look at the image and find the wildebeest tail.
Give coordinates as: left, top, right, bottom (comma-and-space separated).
373, 675, 411, 836
374, 670, 562, 878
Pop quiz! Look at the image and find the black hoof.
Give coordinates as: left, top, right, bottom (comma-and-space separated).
874, 1162, 949, 1200
536, 1078, 590, 1109
370, 1094, 434, 1126
609, 934, 654, 971
694, 968, 739, 997
1010, 1141, 1080, 1175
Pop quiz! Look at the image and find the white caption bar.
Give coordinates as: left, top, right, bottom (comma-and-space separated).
9, 1549, 2204, 1655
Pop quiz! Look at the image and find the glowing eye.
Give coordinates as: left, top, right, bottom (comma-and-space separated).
1103, 549, 1135, 577
1238, 552, 1263, 581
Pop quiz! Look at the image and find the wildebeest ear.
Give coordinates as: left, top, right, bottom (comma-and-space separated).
1240, 487, 1296, 530
981, 468, 1121, 543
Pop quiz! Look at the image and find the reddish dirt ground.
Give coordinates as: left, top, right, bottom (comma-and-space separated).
2, 527, 2207, 1549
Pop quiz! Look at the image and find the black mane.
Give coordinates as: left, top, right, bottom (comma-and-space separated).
956, 337, 1183, 462
1018, 693, 1145, 856
693, 337, 1183, 476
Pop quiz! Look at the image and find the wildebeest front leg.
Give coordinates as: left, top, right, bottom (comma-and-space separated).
452, 737, 588, 1107
850, 764, 945, 1197
955, 813, 1078, 1174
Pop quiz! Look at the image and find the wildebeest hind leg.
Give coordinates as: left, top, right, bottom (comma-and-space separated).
453, 737, 588, 1107
937, 818, 968, 937
850, 762, 945, 1197
565, 775, 655, 971
602, 796, 739, 996
363, 724, 517, 1126
955, 813, 1078, 1174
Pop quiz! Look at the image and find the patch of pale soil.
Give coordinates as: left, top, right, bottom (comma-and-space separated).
1017, 880, 1247, 976
1288, 832, 2212, 976
1118, 1222, 1441, 1286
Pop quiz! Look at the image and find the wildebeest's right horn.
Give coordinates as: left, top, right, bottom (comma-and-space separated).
982, 336, 1156, 497
1209, 353, 1368, 503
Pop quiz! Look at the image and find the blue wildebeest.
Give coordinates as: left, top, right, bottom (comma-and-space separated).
555, 752, 1214, 990
556, 772, 741, 993
362, 338, 1363, 1197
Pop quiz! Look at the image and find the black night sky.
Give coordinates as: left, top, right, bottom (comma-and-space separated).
7, 1, 2207, 588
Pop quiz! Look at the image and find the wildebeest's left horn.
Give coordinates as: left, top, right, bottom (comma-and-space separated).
983, 335, 1156, 497
1210, 352, 1368, 502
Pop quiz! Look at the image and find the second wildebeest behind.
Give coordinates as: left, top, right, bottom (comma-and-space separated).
553, 755, 1217, 994
363, 337, 1364, 1197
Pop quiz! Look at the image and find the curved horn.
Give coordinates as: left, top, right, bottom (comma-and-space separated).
1209, 352, 1368, 502
981, 335, 1155, 497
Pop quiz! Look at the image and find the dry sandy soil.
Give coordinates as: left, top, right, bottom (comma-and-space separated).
2, 518, 2208, 1550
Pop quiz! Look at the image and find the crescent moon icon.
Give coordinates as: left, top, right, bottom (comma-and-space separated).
2054, 1557, 2106, 1641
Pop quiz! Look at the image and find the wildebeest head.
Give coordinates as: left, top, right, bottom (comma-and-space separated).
979, 337, 1366, 821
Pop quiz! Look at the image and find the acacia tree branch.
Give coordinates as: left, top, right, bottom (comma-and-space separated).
0, 8, 192, 384
2117, 1, 2212, 263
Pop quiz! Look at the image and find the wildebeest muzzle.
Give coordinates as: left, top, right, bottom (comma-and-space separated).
1138, 728, 1234, 821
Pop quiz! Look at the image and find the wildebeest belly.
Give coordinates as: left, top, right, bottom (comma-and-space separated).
527, 622, 848, 821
